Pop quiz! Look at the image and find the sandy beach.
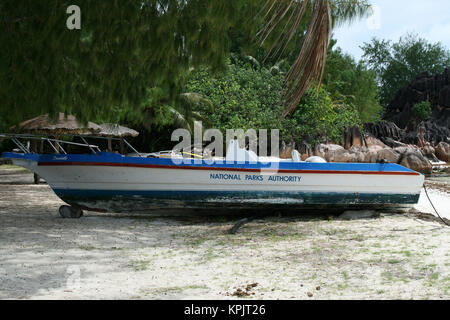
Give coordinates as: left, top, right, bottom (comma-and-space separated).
0, 165, 449, 300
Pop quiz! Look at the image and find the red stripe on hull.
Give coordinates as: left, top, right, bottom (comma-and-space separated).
37, 162, 421, 176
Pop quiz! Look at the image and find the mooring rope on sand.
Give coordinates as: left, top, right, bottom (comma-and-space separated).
423, 184, 450, 227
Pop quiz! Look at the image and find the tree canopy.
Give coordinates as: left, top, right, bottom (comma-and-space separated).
1, 0, 257, 128
1, 0, 372, 132
185, 55, 362, 146
324, 40, 383, 123
360, 33, 450, 106
256, 0, 371, 116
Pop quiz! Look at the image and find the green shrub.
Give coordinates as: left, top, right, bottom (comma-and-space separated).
185, 59, 362, 146
185, 58, 285, 132
280, 87, 362, 145
412, 101, 432, 120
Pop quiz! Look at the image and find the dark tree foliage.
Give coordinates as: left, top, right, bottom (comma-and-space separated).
361, 33, 450, 106
0, 0, 259, 129
1, 0, 373, 132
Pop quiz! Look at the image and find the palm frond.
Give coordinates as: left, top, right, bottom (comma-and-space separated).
257, 0, 333, 117
179, 92, 214, 113
329, 0, 372, 27
168, 93, 215, 133
167, 106, 192, 132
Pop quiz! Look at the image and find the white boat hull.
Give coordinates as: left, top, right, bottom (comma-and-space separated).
3, 152, 425, 214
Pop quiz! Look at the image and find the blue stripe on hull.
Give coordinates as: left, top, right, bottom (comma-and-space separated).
53, 189, 420, 213
2, 151, 419, 174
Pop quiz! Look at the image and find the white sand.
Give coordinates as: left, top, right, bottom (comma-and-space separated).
416, 188, 450, 219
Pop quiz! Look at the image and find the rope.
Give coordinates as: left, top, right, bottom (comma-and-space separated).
182, 152, 204, 159
423, 184, 450, 227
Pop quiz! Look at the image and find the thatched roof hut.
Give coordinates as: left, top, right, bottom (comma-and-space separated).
9, 114, 140, 154
97, 124, 139, 153
98, 123, 139, 138
12, 113, 102, 136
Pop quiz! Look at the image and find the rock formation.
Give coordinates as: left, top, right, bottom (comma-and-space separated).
279, 69, 450, 173
280, 123, 440, 173
435, 142, 450, 162
384, 67, 450, 145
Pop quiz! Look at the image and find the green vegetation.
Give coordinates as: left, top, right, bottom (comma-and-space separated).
185, 57, 285, 132
185, 55, 362, 145
361, 33, 450, 106
3, 2, 449, 152
324, 41, 383, 123
133, 259, 151, 272
0, 0, 257, 128
412, 101, 432, 120
0, 0, 372, 135
281, 87, 361, 145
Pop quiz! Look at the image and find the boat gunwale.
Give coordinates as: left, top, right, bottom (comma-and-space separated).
2, 152, 422, 176
35, 161, 422, 176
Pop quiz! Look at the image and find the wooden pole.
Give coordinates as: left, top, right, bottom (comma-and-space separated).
120, 139, 125, 154
31, 140, 40, 184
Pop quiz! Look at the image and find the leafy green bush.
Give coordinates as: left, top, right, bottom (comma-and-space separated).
185, 58, 285, 132
280, 87, 361, 145
185, 58, 362, 146
412, 101, 432, 120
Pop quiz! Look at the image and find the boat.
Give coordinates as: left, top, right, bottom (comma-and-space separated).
0, 133, 425, 217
